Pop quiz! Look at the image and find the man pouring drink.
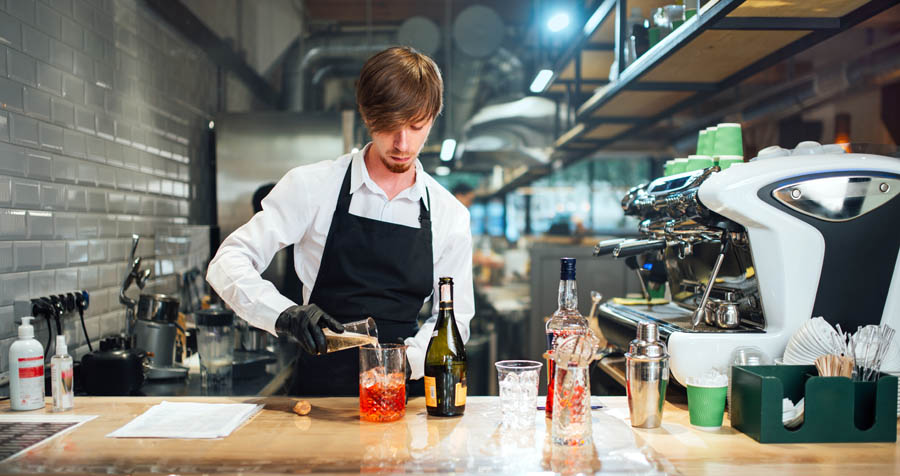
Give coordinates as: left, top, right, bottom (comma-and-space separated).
206, 46, 475, 396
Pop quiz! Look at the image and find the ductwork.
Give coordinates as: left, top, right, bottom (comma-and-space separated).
460, 96, 560, 170
282, 33, 395, 111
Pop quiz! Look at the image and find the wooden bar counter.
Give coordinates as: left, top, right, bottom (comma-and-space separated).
1, 396, 898, 474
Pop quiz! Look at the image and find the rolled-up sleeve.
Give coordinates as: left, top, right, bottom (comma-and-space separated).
206, 168, 311, 335
405, 205, 474, 380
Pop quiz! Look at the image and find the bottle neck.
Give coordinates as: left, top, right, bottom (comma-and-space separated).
557, 279, 578, 311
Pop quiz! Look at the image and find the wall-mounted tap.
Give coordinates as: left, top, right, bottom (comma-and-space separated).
119, 234, 152, 347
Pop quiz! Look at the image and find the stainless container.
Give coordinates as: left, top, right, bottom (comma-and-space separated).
625, 322, 669, 428
235, 319, 270, 352
716, 302, 740, 329
137, 294, 180, 323
703, 299, 720, 327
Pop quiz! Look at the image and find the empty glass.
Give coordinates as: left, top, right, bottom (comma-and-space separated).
495, 360, 542, 429
194, 309, 235, 394
359, 343, 407, 422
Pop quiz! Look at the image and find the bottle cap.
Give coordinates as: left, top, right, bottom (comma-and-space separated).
18, 316, 35, 339
560, 257, 576, 280
56, 335, 67, 356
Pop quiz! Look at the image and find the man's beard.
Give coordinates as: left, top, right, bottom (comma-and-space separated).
380, 151, 415, 173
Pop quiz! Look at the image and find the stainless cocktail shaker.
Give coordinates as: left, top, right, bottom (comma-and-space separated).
625, 322, 669, 428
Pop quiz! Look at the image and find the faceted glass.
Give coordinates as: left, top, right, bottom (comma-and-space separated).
359, 344, 407, 422
495, 360, 542, 429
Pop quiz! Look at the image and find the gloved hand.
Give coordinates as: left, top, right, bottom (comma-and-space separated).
275, 304, 344, 355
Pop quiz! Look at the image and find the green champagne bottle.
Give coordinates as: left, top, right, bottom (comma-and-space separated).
424, 277, 467, 417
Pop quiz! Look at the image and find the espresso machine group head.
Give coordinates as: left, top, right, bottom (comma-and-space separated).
596, 143, 900, 386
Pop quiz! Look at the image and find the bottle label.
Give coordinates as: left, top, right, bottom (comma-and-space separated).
455, 381, 467, 407
18, 356, 44, 378
424, 376, 437, 407
15, 356, 45, 409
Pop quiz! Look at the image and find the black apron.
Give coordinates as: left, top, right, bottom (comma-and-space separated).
289, 162, 434, 396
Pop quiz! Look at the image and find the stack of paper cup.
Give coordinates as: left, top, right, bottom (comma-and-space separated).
670, 158, 689, 175
687, 155, 714, 172
713, 123, 744, 169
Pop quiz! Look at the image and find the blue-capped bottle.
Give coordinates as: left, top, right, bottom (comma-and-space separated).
544, 257, 589, 418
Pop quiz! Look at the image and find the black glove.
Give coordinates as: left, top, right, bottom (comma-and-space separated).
275, 304, 344, 355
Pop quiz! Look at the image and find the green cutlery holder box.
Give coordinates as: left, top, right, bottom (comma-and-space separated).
730, 365, 897, 443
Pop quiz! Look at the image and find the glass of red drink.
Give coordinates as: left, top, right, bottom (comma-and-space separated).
359, 343, 407, 422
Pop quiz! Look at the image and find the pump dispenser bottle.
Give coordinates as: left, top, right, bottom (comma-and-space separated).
51, 335, 74, 411
10, 317, 46, 411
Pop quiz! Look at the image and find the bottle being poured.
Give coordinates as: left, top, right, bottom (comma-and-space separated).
545, 258, 590, 418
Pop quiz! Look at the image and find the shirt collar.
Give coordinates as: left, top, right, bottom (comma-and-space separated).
351, 143, 427, 204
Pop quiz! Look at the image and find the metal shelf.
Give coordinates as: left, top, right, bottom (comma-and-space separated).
552, 0, 894, 154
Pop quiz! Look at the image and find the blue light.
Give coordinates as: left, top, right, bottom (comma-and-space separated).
642, 263, 653, 270
547, 12, 570, 33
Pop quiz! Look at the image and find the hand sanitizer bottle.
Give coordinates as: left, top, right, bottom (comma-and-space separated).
51, 335, 74, 412
10, 317, 46, 411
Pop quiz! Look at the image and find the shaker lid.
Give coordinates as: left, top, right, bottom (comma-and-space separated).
194, 308, 235, 327
627, 322, 668, 359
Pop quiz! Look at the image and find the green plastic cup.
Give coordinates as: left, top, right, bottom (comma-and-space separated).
687, 155, 714, 172
687, 384, 727, 430
713, 123, 743, 158
717, 155, 744, 170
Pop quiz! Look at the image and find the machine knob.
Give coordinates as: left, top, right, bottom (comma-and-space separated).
791, 141, 822, 155
754, 145, 789, 160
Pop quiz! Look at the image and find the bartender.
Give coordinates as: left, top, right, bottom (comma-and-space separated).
206, 46, 475, 396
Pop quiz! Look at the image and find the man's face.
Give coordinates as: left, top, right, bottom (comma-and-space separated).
368, 118, 434, 174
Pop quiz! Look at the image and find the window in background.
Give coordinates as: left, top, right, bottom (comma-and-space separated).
505, 157, 653, 238
485, 199, 505, 237
470, 202, 486, 236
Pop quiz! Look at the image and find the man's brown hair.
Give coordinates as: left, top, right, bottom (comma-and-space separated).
356, 46, 443, 133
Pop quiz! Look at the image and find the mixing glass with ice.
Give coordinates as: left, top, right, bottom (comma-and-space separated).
359, 343, 407, 422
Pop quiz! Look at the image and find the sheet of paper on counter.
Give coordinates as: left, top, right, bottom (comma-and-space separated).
0, 414, 98, 462
106, 401, 263, 439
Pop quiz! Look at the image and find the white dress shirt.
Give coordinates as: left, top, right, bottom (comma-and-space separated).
206, 145, 474, 379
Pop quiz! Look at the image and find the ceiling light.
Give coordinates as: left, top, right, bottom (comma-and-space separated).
547, 12, 570, 32
208, 120, 215, 130
529, 69, 554, 93
440, 139, 457, 161
435, 166, 451, 176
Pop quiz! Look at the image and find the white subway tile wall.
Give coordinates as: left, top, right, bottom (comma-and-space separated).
0, 0, 216, 363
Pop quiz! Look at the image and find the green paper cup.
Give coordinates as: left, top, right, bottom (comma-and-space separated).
713, 123, 743, 157
697, 129, 709, 156
706, 127, 718, 157
687, 155, 714, 172
670, 158, 689, 175
717, 155, 744, 170
648, 27, 661, 48
687, 384, 727, 430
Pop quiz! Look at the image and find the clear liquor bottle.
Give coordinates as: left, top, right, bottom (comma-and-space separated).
545, 257, 589, 418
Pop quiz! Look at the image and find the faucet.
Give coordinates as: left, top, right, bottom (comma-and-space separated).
119, 234, 152, 346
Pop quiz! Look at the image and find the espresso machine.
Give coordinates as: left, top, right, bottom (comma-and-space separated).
594, 143, 900, 386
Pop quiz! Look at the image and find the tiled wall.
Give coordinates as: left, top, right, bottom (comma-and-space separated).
0, 0, 218, 374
